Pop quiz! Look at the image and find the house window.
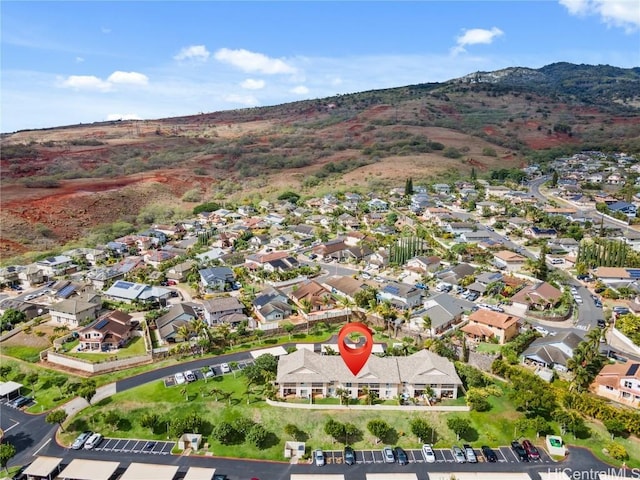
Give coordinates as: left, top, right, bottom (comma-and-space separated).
345, 383, 352, 388
622, 392, 630, 398
606, 386, 614, 390
623, 381, 633, 388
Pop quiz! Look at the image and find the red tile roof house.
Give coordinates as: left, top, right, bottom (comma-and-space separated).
591, 361, 640, 408
511, 282, 563, 312
461, 309, 521, 345
493, 250, 527, 273
78, 311, 135, 352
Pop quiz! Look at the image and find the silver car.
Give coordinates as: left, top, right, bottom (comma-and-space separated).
383, 446, 395, 463
452, 445, 466, 463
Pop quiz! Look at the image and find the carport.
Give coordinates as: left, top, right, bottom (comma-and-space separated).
22, 456, 62, 480
539, 472, 571, 480
366, 475, 418, 480
57, 459, 119, 480
250, 346, 288, 358
430, 474, 531, 480
183, 467, 216, 480
0, 381, 23, 400
118, 462, 179, 480
290, 476, 344, 480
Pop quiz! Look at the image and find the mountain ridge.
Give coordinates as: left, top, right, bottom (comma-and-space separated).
1, 62, 639, 260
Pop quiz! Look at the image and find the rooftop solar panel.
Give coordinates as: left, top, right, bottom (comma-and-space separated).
628, 269, 640, 278
95, 319, 109, 329
627, 363, 639, 376
115, 281, 133, 289
58, 285, 76, 298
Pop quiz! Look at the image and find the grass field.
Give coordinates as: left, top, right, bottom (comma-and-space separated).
61, 370, 640, 467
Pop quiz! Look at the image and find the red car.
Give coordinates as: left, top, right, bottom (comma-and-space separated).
522, 439, 540, 460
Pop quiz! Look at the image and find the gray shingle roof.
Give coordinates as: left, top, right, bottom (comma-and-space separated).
276, 348, 461, 386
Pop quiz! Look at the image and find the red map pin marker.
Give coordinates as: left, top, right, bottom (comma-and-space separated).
338, 322, 373, 376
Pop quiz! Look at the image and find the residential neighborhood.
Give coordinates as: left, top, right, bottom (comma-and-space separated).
2, 150, 640, 476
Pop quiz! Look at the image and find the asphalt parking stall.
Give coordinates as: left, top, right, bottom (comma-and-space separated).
95, 438, 174, 455
163, 359, 255, 386
323, 446, 553, 465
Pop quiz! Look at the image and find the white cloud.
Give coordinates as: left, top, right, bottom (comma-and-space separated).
560, 0, 640, 32
174, 45, 210, 62
222, 93, 259, 106
75, 56, 84, 63
58, 71, 148, 93
240, 78, 265, 90
59, 75, 111, 92
106, 113, 141, 121
291, 85, 309, 95
101, 27, 111, 34
107, 71, 149, 86
214, 48, 297, 74
452, 27, 504, 55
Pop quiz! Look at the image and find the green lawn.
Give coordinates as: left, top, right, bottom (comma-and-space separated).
0, 358, 82, 412
63, 373, 521, 461
0, 345, 44, 363
475, 342, 502, 354
65, 336, 147, 362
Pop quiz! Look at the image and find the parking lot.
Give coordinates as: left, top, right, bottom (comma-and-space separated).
94, 438, 174, 455
164, 358, 254, 386
321, 446, 553, 465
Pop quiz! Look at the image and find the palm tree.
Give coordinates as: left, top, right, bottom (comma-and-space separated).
337, 296, 354, 322
422, 315, 432, 338
176, 324, 192, 343
299, 298, 313, 334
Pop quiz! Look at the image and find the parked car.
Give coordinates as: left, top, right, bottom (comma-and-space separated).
382, 446, 395, 463
522, 439, 540, 460
71, 431, 93, 450
203, 366, 216, 378
174, 372, 186, 385
533, 326, 549, 336
452, 445, 466, 463
613, 306, 629, 315
463, 444, 477, 463
84, 433, 103, 450
394, 446, 409, 465
213, 475, 227, 480
481, 445, 498, 462
344, 446, 356, 465
220, 363, 231, 374
314, 449, 325, 467
9, 396, 31, 409
511, 440, 529, 461
422, 444, 436, 463
184, 370, 197, 382
597, 319, 607, 329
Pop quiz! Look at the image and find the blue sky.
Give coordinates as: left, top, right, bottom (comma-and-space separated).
2, 1, 639, 133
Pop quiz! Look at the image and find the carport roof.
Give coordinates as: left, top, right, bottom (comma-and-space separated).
183, 467, 216, 480
366, 475, 418, 480
539, 472, 570, 480
118, 462, 179, 480
290, 476, 345, 480
430, 474, 531, 480
57, 459, 119, 480
0, 381, 22, 397
22, 456, 62, 478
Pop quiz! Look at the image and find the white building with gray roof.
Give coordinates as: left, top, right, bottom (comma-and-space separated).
276, 348, 461, 401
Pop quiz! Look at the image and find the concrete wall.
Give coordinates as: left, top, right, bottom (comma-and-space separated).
45, 350, 153, 374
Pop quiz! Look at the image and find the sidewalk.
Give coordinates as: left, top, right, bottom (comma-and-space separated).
62, 383, 117, 416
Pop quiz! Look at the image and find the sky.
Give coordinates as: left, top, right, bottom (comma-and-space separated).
1, 1, 639, 133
